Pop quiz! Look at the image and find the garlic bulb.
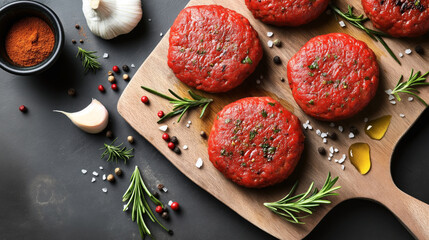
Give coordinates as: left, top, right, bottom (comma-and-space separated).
82, 0, 142, 40
54, 99, 109, 134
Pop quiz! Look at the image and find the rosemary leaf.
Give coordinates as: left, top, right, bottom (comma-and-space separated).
391, 69, 429, 106
76, 47, 101, 73
264, 173, 341, 224
141, 86, 213, 123
329, 4, 400, 65
123, 166, 170, 239
100, 138, 133, 163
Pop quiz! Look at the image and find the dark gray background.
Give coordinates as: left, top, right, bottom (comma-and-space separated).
0, 0, 427, 239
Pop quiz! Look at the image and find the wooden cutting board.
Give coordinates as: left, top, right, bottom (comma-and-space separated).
118, 0, 429, 239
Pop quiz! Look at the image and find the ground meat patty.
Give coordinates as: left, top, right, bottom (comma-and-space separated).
287, 33, 379, 121
208, 97, 304, 188
244, 0, 330, 26
362, 0, 429, 37
168, 5, 263, 93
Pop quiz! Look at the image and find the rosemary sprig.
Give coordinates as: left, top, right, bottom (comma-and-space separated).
123, 166, 171, 239
329, 4, 401, 65
391, 69, 429, 106
76, 47, 101, 73
141, 86, 213, 123
100, 138, 134, 163
264, 173, 341, 224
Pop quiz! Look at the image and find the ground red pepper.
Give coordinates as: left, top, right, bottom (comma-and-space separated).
5, 17, 55, 67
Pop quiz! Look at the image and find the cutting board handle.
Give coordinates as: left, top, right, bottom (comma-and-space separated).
372, 181, 429, 239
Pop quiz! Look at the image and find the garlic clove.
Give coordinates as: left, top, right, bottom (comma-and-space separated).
82, 0, 142, 40
54, 99, 109, 134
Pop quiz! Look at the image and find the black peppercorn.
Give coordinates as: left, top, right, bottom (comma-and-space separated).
273, 56, 281, 65
170, 136, 179, 144
168, 230, 174, 235
350, 126, 359, 135
71, 39, 77, 44
328, 132, 337, 140
280, 77, 285, 82
79, 39, 84, 44
75, 24, 80, 29
318, 147, 326, 155
122, 65, 130, 72
415, 45, 424, 55
161, 211, 169, 219
115, 168, 123, 176
106, 130, 113, 139
67, 88, 76, 96
173, 146, 181, 154
200, 131, 207, 138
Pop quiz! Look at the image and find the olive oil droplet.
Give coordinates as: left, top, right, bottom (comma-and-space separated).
349, 143, 371, 175
365, 115, 392, 140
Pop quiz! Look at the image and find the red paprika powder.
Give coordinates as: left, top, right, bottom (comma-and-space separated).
5, 17, 55, 67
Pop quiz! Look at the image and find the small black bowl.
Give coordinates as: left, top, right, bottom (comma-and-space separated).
0, 1, 64, 75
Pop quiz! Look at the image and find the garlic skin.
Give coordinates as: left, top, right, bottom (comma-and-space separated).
82, 0, 142, 40
54, 99, 109, 134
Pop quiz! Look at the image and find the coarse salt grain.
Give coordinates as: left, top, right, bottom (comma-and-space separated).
338, 126, 344, 132
196, 158, 203, 168
162, 187, 168, 193
323, 138, 327, 144
334, 159, 339, 163
367, 125, 372, 131
159, 125, 168, 132
168, 200, 173, 206
131, 64, 135, 68
334, 148, 339, 153
102, 188, 108, 193
405, 49, 412, 55
399, 53, 404, 58
91, 177, 96, 183
329, 146, 334, 153
102, 174, 106, 181
92, 171, 99, 176
316, 129, 321, 136
400, 113, 405, 118
338, 158, 345, 164
183, 145, 188, 150
99, 166, 103, 170
341, 165, 345, 170
408, 97, 414, 102
81, 169, 87, 174
186, 124, 190, 128
321, 133, 328, 138
385, 89, 392, 95
328, 157, 332, 161
388, 95, 395, 100
267, 32, 274, 37
329, 153, 333, 157
349, 132, 355, 139
390, 100, 396, 105
103, 53, 109, 59
339, 21, 346, 27
188, 120, 192, 124
267, 40, 274, 48
303, 123, 308, 129
307, 125, 313, 130
148, 18, 152, 22
160, 32, 163, 37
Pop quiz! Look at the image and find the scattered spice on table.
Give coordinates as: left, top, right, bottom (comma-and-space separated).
115, 167, 123, 176
111, 83, 118, 91
106, 130, 113, 139
273, 56, 281, 64
107, 174, 115, 182
122, 65, 130, 72
141, 96, 149, 104
98, 85, 105, 92
79, 39, 84, 44
123, 74, 129, 80
67, 88, 76, 96
127, 136, 134, 143
72, 39, 77, 44
19, 105, 27, 113
5, 17, 55, 67
108, 75, 115, 83
112, 65, 120, 73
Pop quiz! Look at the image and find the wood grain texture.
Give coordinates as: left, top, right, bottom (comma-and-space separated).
118, 0, 429, 239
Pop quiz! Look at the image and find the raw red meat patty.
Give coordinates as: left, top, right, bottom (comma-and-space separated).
287, 33, 379, 121
244, 0, 330, 26
362, 0, 429, 37
208, 97, 304, 188
168, 5, 263, 93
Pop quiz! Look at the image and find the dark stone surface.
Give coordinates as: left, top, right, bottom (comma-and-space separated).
0, 0, 427, 239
